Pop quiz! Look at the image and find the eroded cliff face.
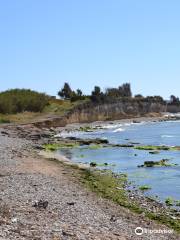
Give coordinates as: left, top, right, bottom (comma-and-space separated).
64, 101, 166, 123
34, 100, 166, 128
166, 105, 180, 113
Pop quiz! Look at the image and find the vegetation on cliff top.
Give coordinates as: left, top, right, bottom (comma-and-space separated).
57, 82, 168, 105
0, 82, 179, 124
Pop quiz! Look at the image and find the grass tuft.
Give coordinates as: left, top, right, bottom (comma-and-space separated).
139, 185, 152, 191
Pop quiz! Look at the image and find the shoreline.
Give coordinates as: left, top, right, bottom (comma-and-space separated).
35, 115, 180, 232
56, 113, 180, 135
0, 114, 180, 239
38, 147, 180, 234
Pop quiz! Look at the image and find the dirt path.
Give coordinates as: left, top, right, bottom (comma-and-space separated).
0, 133, 179, 240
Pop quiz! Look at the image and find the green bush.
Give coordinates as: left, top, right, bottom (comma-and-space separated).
0, 118, 10, 123
0, 89, 49, 114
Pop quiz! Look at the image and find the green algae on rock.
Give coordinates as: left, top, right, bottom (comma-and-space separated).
43, 142, 79, 151
135, 145, 180, 151
149, 150, 160, 154
165, 197, 174, 206
135, 145, 170, 151
138, 159, 178, 168
80, 168, 180, 232
139, 185, 152, 191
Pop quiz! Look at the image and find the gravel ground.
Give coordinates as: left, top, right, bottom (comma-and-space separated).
0, 131, 179, 240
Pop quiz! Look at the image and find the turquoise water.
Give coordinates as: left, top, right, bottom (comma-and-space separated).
58, 121, 180, 204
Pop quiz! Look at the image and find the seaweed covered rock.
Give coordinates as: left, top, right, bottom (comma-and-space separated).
138, 159, 178, 168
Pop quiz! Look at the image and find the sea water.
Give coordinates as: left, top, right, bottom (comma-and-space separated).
57, 120, 180, 203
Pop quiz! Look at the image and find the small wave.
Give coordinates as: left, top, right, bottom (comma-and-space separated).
165, 120, 180, 123
161, 135, 174, 138
56, 131, 84, 138
101, 124, 122, 129
124, 123, 131, 126
113, 128, 125, 132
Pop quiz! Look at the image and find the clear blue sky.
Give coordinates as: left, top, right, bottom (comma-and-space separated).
1, 0, 180, 99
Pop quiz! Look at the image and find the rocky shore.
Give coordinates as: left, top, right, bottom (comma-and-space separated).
0, 116, 179, 239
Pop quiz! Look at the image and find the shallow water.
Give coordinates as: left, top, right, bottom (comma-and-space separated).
57, 120, 180, 204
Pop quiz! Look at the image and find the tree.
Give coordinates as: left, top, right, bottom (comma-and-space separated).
91, 86, 101, 96
105, 88, 120, 98
134, 94, 144, 98
105, 83, 132, 98
91, 86, 105, 103
153, 96, 164, 103
58, 82, 73, 99
145, 95, 164, 103
170, 95, 180, 104
118, 83, 132, 97
76, 89, 82, 96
